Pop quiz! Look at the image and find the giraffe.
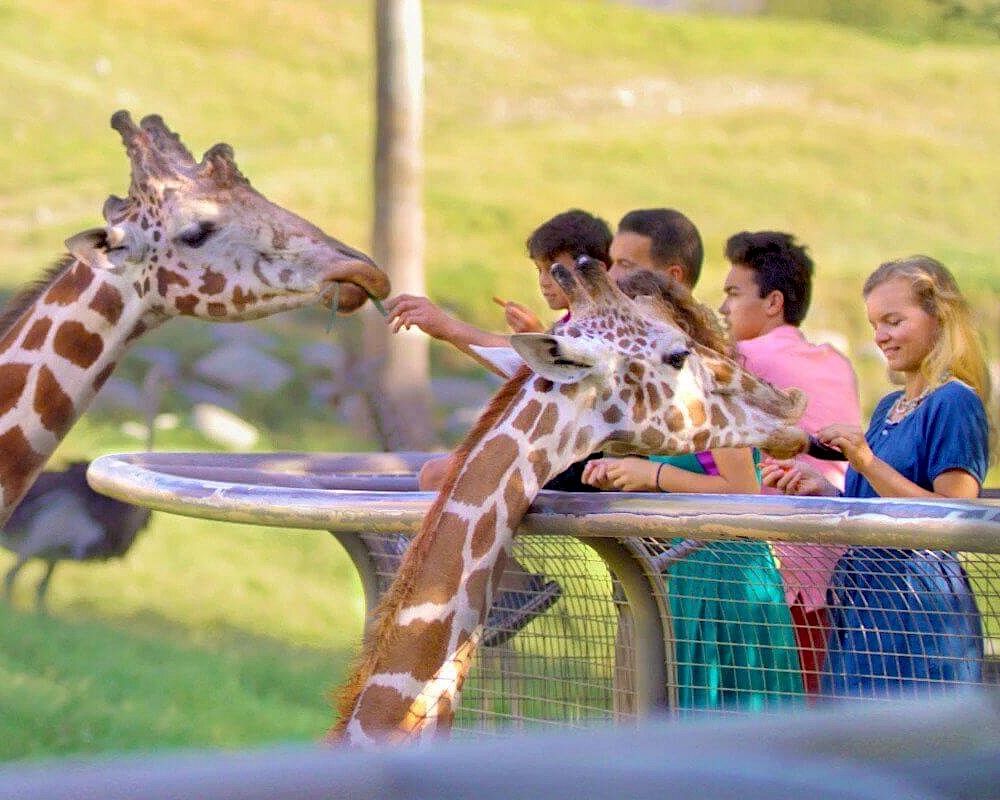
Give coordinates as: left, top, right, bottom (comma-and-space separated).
0, 110, 389, 526
332, 258, 809, 747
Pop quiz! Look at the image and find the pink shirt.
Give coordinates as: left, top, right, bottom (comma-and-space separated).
737, 325, 862, 611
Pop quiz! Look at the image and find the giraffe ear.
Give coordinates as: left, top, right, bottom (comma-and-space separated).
65, 227, 120, 271
510, 333, 607, 383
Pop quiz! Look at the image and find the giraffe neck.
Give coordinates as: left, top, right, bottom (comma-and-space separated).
0, 258, 158, 523
337, 378, 595, 747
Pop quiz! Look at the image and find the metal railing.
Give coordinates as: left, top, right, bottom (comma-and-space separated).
87, 451, 1000, 730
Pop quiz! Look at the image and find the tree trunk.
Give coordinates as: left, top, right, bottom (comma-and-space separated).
364, 0, 438, 451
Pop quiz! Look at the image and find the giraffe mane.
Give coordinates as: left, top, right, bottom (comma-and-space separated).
0, 255, 76, 341
616, 270, 737, 358
329, 365, 535, 739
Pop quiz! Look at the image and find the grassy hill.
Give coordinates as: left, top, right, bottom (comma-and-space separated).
0, 0, 998, 760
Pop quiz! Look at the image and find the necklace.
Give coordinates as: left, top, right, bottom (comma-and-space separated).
886, 385, 934, 423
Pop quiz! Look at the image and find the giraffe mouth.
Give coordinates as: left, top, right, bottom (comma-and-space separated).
319, 255, 391, 314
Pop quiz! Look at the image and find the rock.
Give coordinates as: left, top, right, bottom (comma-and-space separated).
177, 381, 241, 412
193, 343, 293, 393
192, 404, 260, 450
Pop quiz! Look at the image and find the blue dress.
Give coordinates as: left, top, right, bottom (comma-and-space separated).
821, 381, 988, 698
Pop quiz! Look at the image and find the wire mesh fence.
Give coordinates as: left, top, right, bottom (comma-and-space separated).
357, 528, 1000, 731
85, 452, 1000, 736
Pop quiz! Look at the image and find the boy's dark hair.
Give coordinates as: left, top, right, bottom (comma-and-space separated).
617, 208, 704, 287
526, 209, 612, 266
724, 231, 814, 326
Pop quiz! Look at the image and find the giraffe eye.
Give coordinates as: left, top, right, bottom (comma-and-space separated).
663, 349, 690, 370
177, 222, 215, 248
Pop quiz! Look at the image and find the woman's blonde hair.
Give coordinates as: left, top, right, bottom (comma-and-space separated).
863, 255, 996, 458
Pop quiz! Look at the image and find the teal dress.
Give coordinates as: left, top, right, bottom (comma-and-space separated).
651, 452, 804, 711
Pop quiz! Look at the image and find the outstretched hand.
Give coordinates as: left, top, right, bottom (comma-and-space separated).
582, 457, 658, 492
815, 424, 874, 473
760, 457, 838, 496
384, 294, 457, 340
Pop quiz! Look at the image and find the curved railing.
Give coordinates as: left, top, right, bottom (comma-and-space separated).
88, 451, 1000, 728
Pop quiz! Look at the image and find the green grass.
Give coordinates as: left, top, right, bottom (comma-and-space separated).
1, 0, 999, 762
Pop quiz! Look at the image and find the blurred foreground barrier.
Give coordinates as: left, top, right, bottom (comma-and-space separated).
3, 693, 999, 799
88, 452, 1000, 729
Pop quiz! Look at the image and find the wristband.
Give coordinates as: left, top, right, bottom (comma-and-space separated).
655, 461, 665, 492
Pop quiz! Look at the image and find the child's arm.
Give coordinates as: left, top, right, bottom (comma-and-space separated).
583, 449, 760, 494
385, 294, 511, 376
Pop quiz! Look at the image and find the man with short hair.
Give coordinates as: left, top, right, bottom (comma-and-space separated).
608, 207, 704, 288
721, 230, 862, 695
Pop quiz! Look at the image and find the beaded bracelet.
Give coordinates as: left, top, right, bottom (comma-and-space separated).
655, 461, 665, 492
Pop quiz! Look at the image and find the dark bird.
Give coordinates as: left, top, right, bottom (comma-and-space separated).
1, 462, 152, 610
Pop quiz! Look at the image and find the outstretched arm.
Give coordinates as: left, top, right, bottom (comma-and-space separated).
385, 294, 510, 376
582, 448, 760, 494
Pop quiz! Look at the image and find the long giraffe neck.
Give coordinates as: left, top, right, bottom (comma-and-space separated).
0, 258, 155, 524
334, 373, 591, 746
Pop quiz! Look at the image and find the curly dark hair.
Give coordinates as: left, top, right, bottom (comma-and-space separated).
724, 231, 813, 326
526, 209, 612, 266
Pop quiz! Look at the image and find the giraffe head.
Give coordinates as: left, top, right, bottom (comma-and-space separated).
62, 111, 389, 321
510, 258, 808, 459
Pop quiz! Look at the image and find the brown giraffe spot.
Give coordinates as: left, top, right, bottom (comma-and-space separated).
125, 320, 147, 343
53, 321, 103, 369
627, 363, 645, 381
464, 566, 491, 616
453, 434, 518, 508
630, 397, 647, 425
132, 280, 144, 297
0, 363, 30, 417
710, 405, 729, 429
659, 382, 674, 400
207, 302, 227, 317
573, 426, 594, 454
199, 268, 226, 295
647, 383, 662, 412
730, 403, 746, 426
143, 276, 151, 294
175, 295, 199, 315
280, 268, 293, 284
641, 427, 665, 449
34, 365, 75, 438
470, 505, 498, 560
556, 427, 572, 454
529, 447, 552, 488
530, 403, 559, 439
511, 399, 542, 434
44, 262, 94, 306
567, 325, 581, 338
0, 314, 29, 356
532, 376, 554, 393
88, 283, 124, 325
21, 318, 52, 351
559, 382, 578, 399
156, 267, 190, 296
407, 511, 466, 606
503, 468, 528, 527
0, 427, 45, 507
272, 228, 289, 249
231, 286, 257, 313
93, 363, 115, 393
667, 407, 685, 432
687, 400, 707, 427
380, 612, 456, 683
692, 429, 710, 451
600, 388, 613, 402
741, 373, 756, 392
355, 684, 423, 742
603, 405, 623, 424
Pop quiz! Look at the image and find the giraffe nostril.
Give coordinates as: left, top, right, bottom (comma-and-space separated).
663, 349, 690, 370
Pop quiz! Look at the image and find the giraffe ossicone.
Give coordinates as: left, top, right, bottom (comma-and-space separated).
333, 258, 808, 748
0, 110, 389, 525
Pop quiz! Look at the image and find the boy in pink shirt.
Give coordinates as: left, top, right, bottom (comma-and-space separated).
720, 231, 862, 693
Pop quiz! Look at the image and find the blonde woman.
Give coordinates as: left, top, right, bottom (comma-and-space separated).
763, 255, 992, 696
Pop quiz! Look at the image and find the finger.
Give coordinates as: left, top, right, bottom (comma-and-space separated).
492, 296, 509, 308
